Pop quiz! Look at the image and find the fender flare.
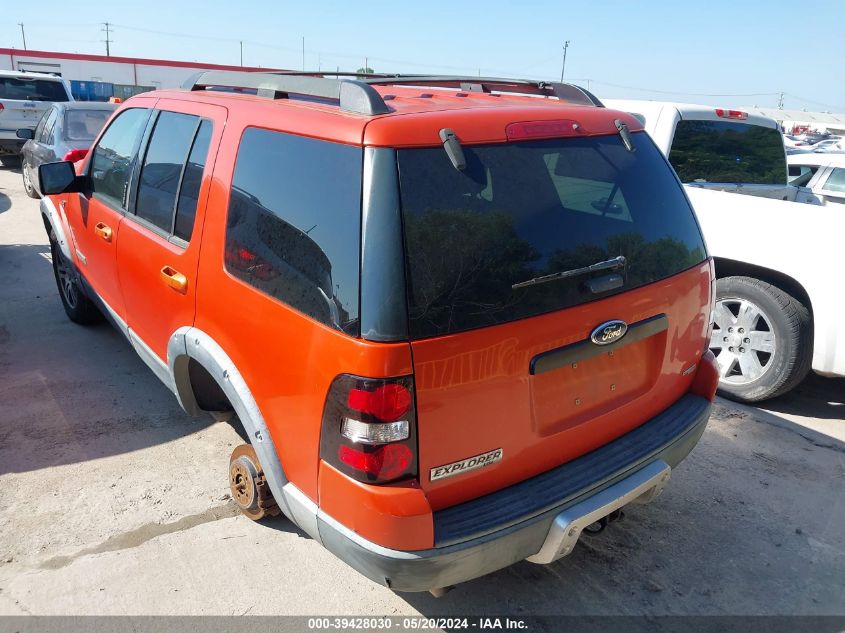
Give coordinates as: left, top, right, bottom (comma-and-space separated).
167, 326, 297, 522
40, 196, 73, 261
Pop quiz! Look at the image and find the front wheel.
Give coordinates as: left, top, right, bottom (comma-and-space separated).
710, 276, 812, 402
49, 232, 101, 324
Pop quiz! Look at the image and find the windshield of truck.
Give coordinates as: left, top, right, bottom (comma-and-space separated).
397, 132, 707, 339
669, 120, 785, 185
0, 77, 69, 102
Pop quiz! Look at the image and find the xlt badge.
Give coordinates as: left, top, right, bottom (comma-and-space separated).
430, 448, 503, 481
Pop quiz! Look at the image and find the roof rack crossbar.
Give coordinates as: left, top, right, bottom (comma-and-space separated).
181, 70, 391, 115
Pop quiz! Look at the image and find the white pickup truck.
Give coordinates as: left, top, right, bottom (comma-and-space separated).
604, 99, 845, 402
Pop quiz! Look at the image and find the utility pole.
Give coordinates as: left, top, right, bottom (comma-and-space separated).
560, 41, 570, 82
18, 23, 26, 50
301, 36, 305, 71
101, 22, 113, 56
239, 41, 243, 66
777, 91, 785, 109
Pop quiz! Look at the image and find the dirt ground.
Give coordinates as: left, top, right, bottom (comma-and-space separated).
0, 164, 843, 616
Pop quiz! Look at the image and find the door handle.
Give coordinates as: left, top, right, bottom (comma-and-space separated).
94, 222, 113, 242
160, 265, 188, 294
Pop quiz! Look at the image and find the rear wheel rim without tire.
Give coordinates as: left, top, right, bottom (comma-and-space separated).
710, 297, 777, 385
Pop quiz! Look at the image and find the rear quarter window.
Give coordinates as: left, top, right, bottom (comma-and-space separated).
224, 128, 362, 335
398, 133, 706, 339
669, 120, 785, 185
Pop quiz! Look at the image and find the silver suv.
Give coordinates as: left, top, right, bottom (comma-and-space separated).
0, 70, 73, 165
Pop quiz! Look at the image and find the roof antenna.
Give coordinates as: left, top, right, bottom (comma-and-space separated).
439, 128, 466, 171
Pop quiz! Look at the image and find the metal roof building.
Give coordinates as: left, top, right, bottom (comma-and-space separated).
742, 107, 845, 135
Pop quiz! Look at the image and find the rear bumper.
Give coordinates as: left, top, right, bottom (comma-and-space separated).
315, 393, 711, 592
0, 136, 25, 155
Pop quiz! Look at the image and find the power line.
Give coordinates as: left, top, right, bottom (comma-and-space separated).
783, 93, 844, 112
101, 22, 113, 56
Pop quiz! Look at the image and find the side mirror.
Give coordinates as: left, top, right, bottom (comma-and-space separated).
16, 129, 34, 140
39, 161, 82, 195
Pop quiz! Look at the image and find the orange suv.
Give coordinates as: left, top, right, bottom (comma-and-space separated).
38, 71, 719, 593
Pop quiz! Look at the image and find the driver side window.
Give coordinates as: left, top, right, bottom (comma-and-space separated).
89, 108, 150, 209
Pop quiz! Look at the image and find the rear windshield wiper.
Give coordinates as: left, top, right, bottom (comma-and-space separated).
511, 255, 627, 290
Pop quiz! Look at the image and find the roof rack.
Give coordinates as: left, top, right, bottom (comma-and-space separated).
182, 70, 391, 115
181, 71, 604, 115
358, 74, 604, 107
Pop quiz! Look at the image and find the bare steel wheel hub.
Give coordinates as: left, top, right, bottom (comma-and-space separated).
228, 444, 281, 521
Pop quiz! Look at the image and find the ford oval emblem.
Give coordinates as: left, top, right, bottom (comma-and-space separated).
591, 320, 628, 346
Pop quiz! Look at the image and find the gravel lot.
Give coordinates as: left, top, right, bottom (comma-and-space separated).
0, 163, 843, 616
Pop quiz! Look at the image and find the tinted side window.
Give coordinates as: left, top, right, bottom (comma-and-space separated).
90, 108, 150, 208
135, 112, 200, 233
224, 128, 362, 335
174, 120, 212, 241
669, 120, 785, 185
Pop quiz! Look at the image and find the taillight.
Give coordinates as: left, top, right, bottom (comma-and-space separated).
691, 350, 720, 401
320, 374, 417, 484
705, 258, 717, 348
715, 109, 748, 120
505, 119, 585, 141
62, 148, 89, 163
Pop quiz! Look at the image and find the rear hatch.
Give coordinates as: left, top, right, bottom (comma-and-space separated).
397, 130, 710, 509
0, 76, 69, 135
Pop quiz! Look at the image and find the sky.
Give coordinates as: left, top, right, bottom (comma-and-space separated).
4, 0, 844, 112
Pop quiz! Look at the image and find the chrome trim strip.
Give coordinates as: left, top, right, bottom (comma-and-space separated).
530, 313, 668, 375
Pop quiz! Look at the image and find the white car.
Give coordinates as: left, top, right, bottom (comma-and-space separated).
0, 70, 73, 166
809, 138, 844, 153
788, 153, 845, 205
604, 98, 845, 402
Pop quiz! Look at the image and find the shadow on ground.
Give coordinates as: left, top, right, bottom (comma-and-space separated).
0, 243, 217, 475
761, 372, 845, 421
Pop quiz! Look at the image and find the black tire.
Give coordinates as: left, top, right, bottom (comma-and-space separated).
49, 231, 102, 325
22, 161, 40, 199
711, 276, 812, 403
0, 155, 21, 168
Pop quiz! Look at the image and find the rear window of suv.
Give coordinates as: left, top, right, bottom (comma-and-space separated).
0, 77, 69, 102
669, 120, 785, 185
398, 132, 706, 339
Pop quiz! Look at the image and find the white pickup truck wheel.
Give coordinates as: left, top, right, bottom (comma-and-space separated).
710, 276, 812, 403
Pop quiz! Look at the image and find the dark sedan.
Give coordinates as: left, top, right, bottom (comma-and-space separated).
17, 101, 116, 198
